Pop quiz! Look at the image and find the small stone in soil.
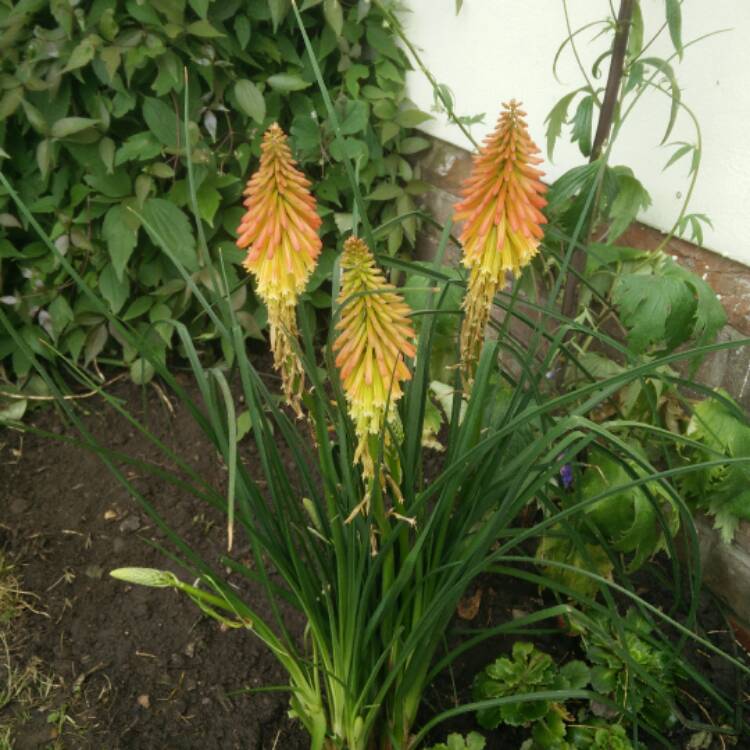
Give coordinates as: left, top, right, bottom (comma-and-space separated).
119, 515, 141, 532
85, 564, 103, 579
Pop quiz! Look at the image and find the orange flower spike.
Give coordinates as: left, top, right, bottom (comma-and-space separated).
454, 100, 548, 385
236, 124, 322, 415
333, 237, 416, 483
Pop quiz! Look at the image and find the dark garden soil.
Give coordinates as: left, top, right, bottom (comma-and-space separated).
1, 350, 749, 749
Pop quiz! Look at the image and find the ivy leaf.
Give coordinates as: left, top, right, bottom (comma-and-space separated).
103, 205, 138, 281
665, 0, 683, 58
234, 79, 266, 124
141, 198, 199, 272
613, 272, 696, 352
323, 0, 343, 36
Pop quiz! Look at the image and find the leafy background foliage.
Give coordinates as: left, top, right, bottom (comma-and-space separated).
0, 0, 431, 400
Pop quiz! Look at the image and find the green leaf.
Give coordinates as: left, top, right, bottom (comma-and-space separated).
628, 1, 644, 59
188, 0, 209, 18
399, 136, 431, 155
187, 20, 224, 37
100, 263, 130, 314
130, 358, 155, 385
141, 198, 199, 272
103, 205, 139, 281
663, 141, 693, 172
197, 183, 221, 226
0, 88, 23, 121
570, 94, 594, 158
48, 296, 74, 338
63, 36, 98, 72
613, 272, 696, 352
641, 57, 681, 143
323, 0, 343, 36
367, 183, 403, 200
544, 90, 579, 160
234, 79, 266, 124
339, 99, 369, 135
396, 108, 432, 128
51, 117, 99, 138
142, 97, 180, 148
607, 172, 651, 241
235, 15, 251, 48
267, 73, 311, 92
665, 0, 683, 57
268, 0, 291, 31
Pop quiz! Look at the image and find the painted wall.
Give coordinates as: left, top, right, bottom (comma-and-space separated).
402, 1, 750, 266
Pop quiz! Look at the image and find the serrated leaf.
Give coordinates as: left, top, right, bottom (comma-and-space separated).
234, 79, 266, 124
141, 198, 199, 272
613, 273, 696, 352
323, 0, 343, 36
544, 90, 579, 160
267, 73, 311, 92
607, 173, 651, 241
103, 205, 138, 281
142, 97, 179, 148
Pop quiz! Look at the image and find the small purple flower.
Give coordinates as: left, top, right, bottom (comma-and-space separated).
560, 463, 574, 490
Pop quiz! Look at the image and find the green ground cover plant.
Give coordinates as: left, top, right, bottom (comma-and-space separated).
0, 0, 430, 417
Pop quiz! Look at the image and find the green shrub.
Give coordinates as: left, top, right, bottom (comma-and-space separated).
0, 0, 430, 387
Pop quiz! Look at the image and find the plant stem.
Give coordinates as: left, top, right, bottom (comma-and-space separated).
558, 0, 635, 374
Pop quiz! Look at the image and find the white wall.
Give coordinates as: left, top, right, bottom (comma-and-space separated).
402, 1, 750, 266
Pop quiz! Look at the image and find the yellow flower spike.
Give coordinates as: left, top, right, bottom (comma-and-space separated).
333, 237, 416, 493
236, 123, 322, 415
453, 100, 548, 386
